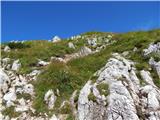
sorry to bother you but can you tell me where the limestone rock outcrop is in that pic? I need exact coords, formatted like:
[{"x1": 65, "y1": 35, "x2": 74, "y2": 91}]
[{"x1": 77, "y1": 53, "x2": 160, "y2": 120}]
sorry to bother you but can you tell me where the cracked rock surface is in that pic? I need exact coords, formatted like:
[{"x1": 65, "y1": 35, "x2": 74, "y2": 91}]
[{"x1": 77, "y1": 53, "x2": 160, "y2": 120}]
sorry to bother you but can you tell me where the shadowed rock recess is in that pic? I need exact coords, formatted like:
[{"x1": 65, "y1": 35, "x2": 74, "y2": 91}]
[{"x1": 1, "y1": 29, "x2": 160, "y2": 120}]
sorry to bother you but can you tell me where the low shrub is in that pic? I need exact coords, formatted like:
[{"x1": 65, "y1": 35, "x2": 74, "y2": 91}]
[{"x1": 8, "y1": 42, "x2": 30, "y2": 49}]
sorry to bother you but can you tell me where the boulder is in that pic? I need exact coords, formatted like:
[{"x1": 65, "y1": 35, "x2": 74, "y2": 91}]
[
  {"x1": 143, "y1": 42, "x2": 160, "y2": 56},
  {"x1": 28, "y1": 70, "x2": 41, "y2": 77},
  {"x1": 0, "y1": 68, "x2": 10, "y2": 93},
  {"x1": 107, "y1": 34, "x2": 112, "y2": 39},
  {"x1": 52, "y1": 36, "x2": 61, "y2": 43},
  {"x1": 3, "y1": 88, "x2": 16, "y2": 107},
  {"x1": 44, "y1": 90, "x2": 57, "y2": 109},
  {"x1": 140, "y1": 70, "x2": 154, "y2": 86},
  {"x1": 149, "y1": 57, "x2": 160, "y2": 78},
  {"x1": 78, "y1": 46, "x2": 92, "y2": 57},
  {"x1": 50, "y1": 56, "x2": 65, "y2": 62},
  {"x1": 133, "y1": 47, "x2": 138, "y2": 52},
  {"x1": 87, "y1": 38, "x2": 97, "y2": 47},
  {"x1": 1, "y1": 58, "x2": 10, "y2": 68},
  {"x1": 11, "y1": 59, "x2": 21, "y2": 71},
  {"x1": 15, "y1": 98, "x2": 29, "y2": 112},
  {"x1": 68, "y1": 42, "x2": 75, "y2": 49},
  {"x1": 4, "y1": 46, "x2": 11, "y2": 52},
  {"x1": 38, "y1": 60, "x2": 50, "y2": 66},
  {"x1": 122, "y1": 51, "x2": 129, "y2": 57},
  {"x1": 23, "y1": 84, "x2": 34, "y2": 95}
]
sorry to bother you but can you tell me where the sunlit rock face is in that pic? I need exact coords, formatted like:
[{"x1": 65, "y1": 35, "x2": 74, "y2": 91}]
[{"x1": 77, "y1": 53, "x2": 160, "y2": 120}]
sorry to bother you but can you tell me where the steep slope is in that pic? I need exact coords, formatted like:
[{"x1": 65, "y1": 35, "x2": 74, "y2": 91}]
[{"x1": 0, "y1": 29, "x2": 160, "y2": 120}]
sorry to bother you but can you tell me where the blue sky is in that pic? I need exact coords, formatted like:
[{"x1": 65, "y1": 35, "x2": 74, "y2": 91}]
[{"x1": 1, "y1": 1, "x2": 160, "y2": 42}]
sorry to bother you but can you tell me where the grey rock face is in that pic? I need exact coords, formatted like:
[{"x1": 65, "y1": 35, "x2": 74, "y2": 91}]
[
  {"x1": 78, "y1": 80, "x2": 92, "y2": 120},
  {"x1": 97, "y1": 53, "x2": 140, "y2": 120},
  {"x1": 77, "y1": 53, "x2": 160, "y2": 120}
]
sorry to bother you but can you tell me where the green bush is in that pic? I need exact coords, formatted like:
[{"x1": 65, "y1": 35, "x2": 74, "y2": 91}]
[{"x1": 8, "y1": 42, "x2": 30, "y2": 49}]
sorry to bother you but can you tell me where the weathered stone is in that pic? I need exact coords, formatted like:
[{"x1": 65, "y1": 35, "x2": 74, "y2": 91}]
[
  {"x1": 23, "y1": 84, "x2": 34, "y2": 95},
  {"x1": 4, "y1": 46, "x2": 11, "y2": 52},
  {"x1": 133, "y1": 47, "x2": 138, "y2": 52},
  {"x1": 87, "y1": 38, "x2": 97, "y2": 47},
  {"x1": 78, "y1": 80, "x2": 92, "y2": 120},
  {"x1": 52, "y1": 36, "x2": 61, "y2": 43},
  {"x1": 3, "y1": 88, "x2": 16, "y2": 107},
  {"x1": 68, "y1": 42, "x2": 75, "y2": 49},
  {"x1": 149, "y1": 57, "x2": 160, "y2": 78},
  {"x1": 11, "y1": 59, "x2": 21, "y2": 71},
  {"x1": 50, "y1": 56, "x2": 65, "y2": 62},
  {"x1": 37, "y1": 60, "x2": 50, "y2": 66},
  {"x1": 29, "y1": 70, "x2": 41, "y2": 77},
  {"x1": 0, "y1": 68, "x2": 10, "y2": 93},
  {"x1": 122, "y1": 51, "x2": 129, "y2": 57},
  {"x1": 78, "y1": 46, "x2": 92, "y2": 57},
  {"x1": 140, "y1": 70, "x2": 154, "y2": 86},
  {"x1": 143, "y1": 42, "x2": 160, "y2": 56},
  {"x1": 91, "y1": 54, "x2": 140, "y2": 120},
  {"x1": 44, "y1": 90, "x2": 57, "y2": 109},
  {"x1": 15, "y1": 98, "x2": 29, "y2": 112},
  {"x1": 1, "y1": 58, "x2": 10, "y2": 68}
]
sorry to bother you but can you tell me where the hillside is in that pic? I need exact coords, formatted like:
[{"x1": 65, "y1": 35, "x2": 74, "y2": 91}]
[{"x1": 1, "y1": 29, "x2": 160, "y2": 120}]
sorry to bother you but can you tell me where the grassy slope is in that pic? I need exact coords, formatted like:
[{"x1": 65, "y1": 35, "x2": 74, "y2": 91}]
[
  {"x1": 33, "y1": 29, "x2": 160, "y2": 114},
  {"x1": 1, "y1": 40, "x2": 78, "y2": 73},
  {"x1": 1, "y1": 29, "x2": 160, "y2": 116}
]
